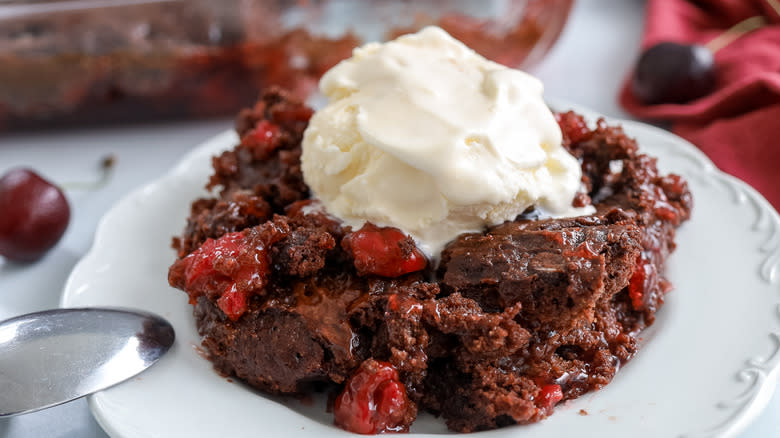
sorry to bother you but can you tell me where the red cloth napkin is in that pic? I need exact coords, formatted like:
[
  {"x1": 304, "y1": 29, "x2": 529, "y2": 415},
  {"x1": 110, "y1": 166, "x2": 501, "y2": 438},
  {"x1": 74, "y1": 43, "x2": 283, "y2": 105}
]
[{"x1": 620, "y1": 0, "x2": 780, "y2": 209}]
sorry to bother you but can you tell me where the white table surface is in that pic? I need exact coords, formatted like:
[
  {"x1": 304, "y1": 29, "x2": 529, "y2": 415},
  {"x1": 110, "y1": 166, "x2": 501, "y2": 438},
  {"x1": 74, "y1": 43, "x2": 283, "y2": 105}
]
[{"x1": 0, "y1": 0, "x2": 777, "y2": 436}]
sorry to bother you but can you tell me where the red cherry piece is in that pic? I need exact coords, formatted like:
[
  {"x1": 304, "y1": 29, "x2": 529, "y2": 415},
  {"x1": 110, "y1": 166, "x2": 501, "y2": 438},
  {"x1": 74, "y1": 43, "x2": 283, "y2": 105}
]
[
  {"x1": 537, "y1": 384, "x2": 564, "y2": 412},
  {"x1": 387, "y1": 294, "x2": 400, "y2": 312},
  {"x1": 0, "y1": 168, "x2": 70, "y2": 263},
  {"x1": 555, "y1": 111, "x2": 592, "y2": 144},
  {"x1": 182, "y1": 232, "x2": 244, "y2": 293},
  {"x1": 334, "y1": 359, "x2": 412, "y2": 434},
  {"x1": 242, "y1": 120, "x2": 282, "y2": 157},
  {"x1": 653, "y1": 205, "x2": 678, "y2": 222},
  {"x1": 628, "y1": 257, "x2": 654, "y2": 311},
  {"x1": 177, "y1": 230, "x2": 270, "y2": 320},
  {"x1": 343, "y1": 224, "x2": 427, "y2": 277},
  {"x1": 631, "y1": 42, "x2": 716, "y2": 105},
  {"x1": 217, "y1": 284, "x2": 250, "y2": 322}
]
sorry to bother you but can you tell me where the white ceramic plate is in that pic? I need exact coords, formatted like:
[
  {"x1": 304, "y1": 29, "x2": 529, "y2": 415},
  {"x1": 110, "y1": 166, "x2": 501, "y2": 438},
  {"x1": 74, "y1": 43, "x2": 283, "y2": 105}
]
[{"x1": 61, "y1": 103, "x2": 780, "y2": 438}]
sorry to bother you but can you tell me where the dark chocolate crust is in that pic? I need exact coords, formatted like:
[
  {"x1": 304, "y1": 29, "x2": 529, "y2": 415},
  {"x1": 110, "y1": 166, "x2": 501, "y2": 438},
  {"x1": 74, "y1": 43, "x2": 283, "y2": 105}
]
[{"x1": 169, "y1": 92, "x2": 692, "y2": 433}]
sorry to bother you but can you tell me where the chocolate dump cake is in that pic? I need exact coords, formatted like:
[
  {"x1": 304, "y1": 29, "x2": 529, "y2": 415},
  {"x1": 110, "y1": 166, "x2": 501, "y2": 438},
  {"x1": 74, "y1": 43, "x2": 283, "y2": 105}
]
[{"x1": 168, "y1": 88, "x2": 691, "y2": 433}]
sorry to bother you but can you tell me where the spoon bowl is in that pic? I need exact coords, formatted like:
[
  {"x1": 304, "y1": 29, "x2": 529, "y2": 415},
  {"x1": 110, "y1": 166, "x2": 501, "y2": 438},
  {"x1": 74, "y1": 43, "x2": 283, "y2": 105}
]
[{"x1": 0, "y1": 307, "x2": 175, "y2": 417}]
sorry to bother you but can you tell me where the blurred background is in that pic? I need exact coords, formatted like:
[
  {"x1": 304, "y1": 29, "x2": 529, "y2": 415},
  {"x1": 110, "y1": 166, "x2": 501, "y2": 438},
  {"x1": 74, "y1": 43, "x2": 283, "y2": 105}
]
[{"x1": 0, "y1": 0, "x2": 573, "y2": 131}]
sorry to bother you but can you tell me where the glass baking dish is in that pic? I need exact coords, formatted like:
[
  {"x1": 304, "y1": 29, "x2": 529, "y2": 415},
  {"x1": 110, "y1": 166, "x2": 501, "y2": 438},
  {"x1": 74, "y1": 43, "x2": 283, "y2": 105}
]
[{"x1": 0, "y1": 0, "x2": 573, "y2": 131}]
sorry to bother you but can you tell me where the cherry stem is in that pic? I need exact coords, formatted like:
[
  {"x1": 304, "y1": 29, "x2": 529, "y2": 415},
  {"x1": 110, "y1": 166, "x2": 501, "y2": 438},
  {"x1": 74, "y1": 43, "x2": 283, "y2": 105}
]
[
  {"x1": 60, "y1": 155, "x2": 117, "y2": 191},
  {"x1": 706, "y1": 15, "x2": 767, "y2": 53}
]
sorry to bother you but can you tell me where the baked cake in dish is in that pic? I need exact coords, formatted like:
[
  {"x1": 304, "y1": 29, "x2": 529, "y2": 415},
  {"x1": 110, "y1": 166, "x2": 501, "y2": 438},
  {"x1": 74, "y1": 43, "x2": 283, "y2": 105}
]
[{"x1": 168, "y1": 87, "x2": 691, "y2": 433}]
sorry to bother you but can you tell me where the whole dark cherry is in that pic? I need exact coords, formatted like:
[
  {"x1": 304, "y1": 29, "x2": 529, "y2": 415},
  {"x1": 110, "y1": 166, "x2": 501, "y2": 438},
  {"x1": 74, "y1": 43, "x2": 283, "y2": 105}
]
[
  {"x1": 0, "y1": 168, "x2": 70, "y2": 263},
  {"x1": 631, "y1": 42, "x2": 716, "y2": 105}
]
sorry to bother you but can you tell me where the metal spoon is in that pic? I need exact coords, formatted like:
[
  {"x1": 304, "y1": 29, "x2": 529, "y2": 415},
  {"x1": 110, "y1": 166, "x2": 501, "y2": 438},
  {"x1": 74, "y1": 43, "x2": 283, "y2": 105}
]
[{"x1": 0, "y1": 307, "x2": 175, "y2": 417}]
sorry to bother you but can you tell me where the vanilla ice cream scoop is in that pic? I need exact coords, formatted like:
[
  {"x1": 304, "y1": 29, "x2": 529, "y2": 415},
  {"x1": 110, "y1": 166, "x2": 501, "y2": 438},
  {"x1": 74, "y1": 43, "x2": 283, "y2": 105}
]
[{"x1": 301, "y1": 26, "x2": 591, "y2": 257}]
